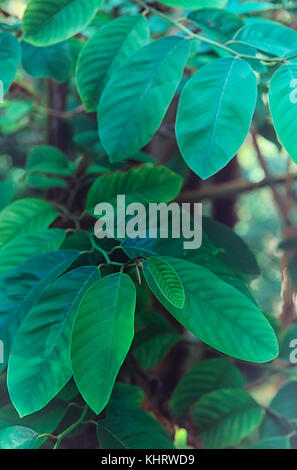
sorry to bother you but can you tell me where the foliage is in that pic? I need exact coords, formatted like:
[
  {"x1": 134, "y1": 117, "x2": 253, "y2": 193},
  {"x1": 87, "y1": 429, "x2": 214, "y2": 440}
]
[{"x1": 0, "y1": 0, "x2": 297, "y2": 450}]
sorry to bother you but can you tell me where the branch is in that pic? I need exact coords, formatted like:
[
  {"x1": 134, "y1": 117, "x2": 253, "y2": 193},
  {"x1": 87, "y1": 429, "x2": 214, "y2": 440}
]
[
  {"x1": 36, "y1": 104, "x2": 85, "y2": 119},
  {"x1": 133, "y1": 0, "x2": 290, "y2": 64},
  {"x1": 178, "y1": 172, "x2": 297, "y2": 202}
]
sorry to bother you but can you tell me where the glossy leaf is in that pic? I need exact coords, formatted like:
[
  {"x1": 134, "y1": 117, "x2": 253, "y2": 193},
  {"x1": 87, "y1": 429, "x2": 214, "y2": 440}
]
[
  {"x1": 0, "y1": 426, "x2": 38, "y2": 449},
  {"x1": 0, "y1": 198, "x2": 58, "y2": 249},
  {"x1": 144, "y1": 257, "x2": 278, "y2": 362},
  {"x1": 269, "y1": 65, "x2": 297, "y2": 165},
  {"x1": 193, "y1": 388, "x2": 264, "y2": 448},
  {"x1": 22, "y1": 41, "x2": 72, "y2": 83},
  {"x1": 0, "y1": 33, "x2": 21, "y2": 94},
  {"x1": 176, "y1": 57, "x2": 257, "y2": 179},
  {"x1": 71, "y1": 273, "x2": 136, "y2": 414},
  {"x1": 0, "y1": 250, "x2": 78, "y2": 362},
  {"x1": 77, "y1": 15, "x2": 150, "y2": 111},
  {"x1": 98, "y1": 36, "x2": 190, "y2": 162},
  {"x1": 22, "y1": 0, "x2": 104, "y2": 46},
  {"x1": 170, "y1": 359, "x2": 244, "y2": 420},
  {"x1": 8, "y1": 267, "x2": 100, "y2": 417}
]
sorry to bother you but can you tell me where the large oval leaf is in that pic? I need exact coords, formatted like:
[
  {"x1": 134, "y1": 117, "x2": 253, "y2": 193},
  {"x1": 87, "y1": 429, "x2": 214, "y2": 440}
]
[
  {"x1": 0, "y1": 198, "x2": 58, "y2": 249},
  {"x1": 170, "y1": 358, "x2": 244, "y2": 420},
  {"x1": 269, "y1": 64, "x2": 297, "y2": 164},
  {"x1": 0, "y1": 250, "x2": 78, "y2": 363},
  {"x1": 22, "y1": 41, "x2": 72, "y2": 83},
  {"x1": 7, "y1": 267, "x2": 100, "y2": 417},
  {"x1": 176, "y1": 57, "x2": 257, "y2": 179},
  {"x1": 98, "y1": 36, "x2": 190, "y2": 162},
  {"x1": 76, "y1": 15, "x2": 150, "y2": 111},
  {"x1": 71, "y1": 272, "x2": 136, "y2": 414},
  {"x1": 0, "y1": 33, "x2": 21, "y2": 95},
  {"x1": 22, "y1": 0, "x2": 104, "y2": 46},
  {"x1": 234, "y1": 21, "x2": 297, "y2": 57},
  {"x1": 144, "y1": 257, "x2": 278, "y2": 362},
  {"x1": 193, "y1": 388, "x2": 264, "y2": 448},
  {"x1": 145, "y1": 257, "x2": 185, "y2": 309}
]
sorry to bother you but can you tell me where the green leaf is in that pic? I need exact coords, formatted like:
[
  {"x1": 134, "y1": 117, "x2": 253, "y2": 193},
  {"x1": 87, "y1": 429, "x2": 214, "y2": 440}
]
[
  {"x1": 0, "y1": 198, "x2": 58, "y2": 249},
  {"x1": 98, "y1": 384, "x2": 174, "y2": 449},
  {"x1": 234, "y1": 21, "x2": 297, "y2": 57},
  {"x1": 0, "y1": 250, "x2": 78, "y2": 362},
  {"x1": 262, "y1": 381, "x2": 297, "y2": 438},
  {"x1": 21, "y1": 41, "x2": 72, "y2": 83},
  {"x1": 227, "y1": 2, "x2": 279, "y2": 14},
  {"x1": 269, "y1": 65, "x2": 297, "y2": 165},
  {"x1": 22, "y1": 0, "x2": 105, "y2": 46},
  {"x1": 176, "y1": 57, "x2": 257, "y2": 179},
  {"x1": 0, "y1": 426, "x2": 38, "y2": 449},
  {"x1": 0, "y1": 229, "x2": 66, "y2": 274},
  {"x1": 192, "y1": 388, "x2": 264, "y2": 448},
  {"x1": 7, "y1": 267, "x2": 100, "y2": 417},
  {"x1": 144, "y1": 257, "x2": 278, "y2": 363},
  {"x1": 26, "y1": 146, "x2": 74, "y2": 176},
  {"x1": 133, "y1": 310, "x2": 180, "y2": 370},
  {"x1": 170, "y1": 358, "x2": 244, "y2": 420},
  {"x1": 188, "y1": 8, "x2": 243, "y2": 43},
  {"x1": 98, "y1": 36, "x2": 190, "y2": 162},
  {"x1": 0, "y1": 180, "x2": 14, "y2": 211},
  {"x1": 98, "y1": 409, "x2": 174, "y2": 449},
  {"x1": 71, "y1": 272, "x2": 136, "y2": 414},
  {"x1": 76, "y1": 15, "x2": 150, "y2": 111},
  {"x1": 145, "y1": 257, "x2": 185, "y2": 309},
  {"x1": 250, "y1": 436, "x2": 290, "y2": 449},
  {"x1": 0, "y1": 399, "x2": 67, "y2": 448},
  {"x1": 86, "y1": 164, "x2": 183, "y2": 215},
  {"x1": 0, "y1": 33, "x2": 21, "y2": 95},
  {"x1": 108, "y1": 383, "x2": 144, "y2": 414},
  {"x1": 158, "y1": 0, "x2": 227, "y2": 8},
  {"x1": 202, "y1": 216, "x2": 260, "y2": 276}
]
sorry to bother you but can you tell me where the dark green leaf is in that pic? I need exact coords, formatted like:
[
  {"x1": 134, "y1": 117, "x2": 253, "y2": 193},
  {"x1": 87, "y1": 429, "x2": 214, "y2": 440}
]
[
  {"x1": 98, "y1": 36, "x2": 190, "y2": 162},
  {"x1": 193, "y1": 388, "x2": 264, "y2": 448},
  {"x1": 145, "y1": 257, "x2": 278, "y2": 362},
  {"x1": 76, "y1": 15, "x2": 150, "y2": 111},
  {"x1": 176, "y1": 58, "x2": 257, "y2": 179},
  {"x1": 71, "y1": 272, "x2": 136, "y2": 414},
  {"x1": 170, "y1": 358, "x2": 244, "y2": 420}
]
